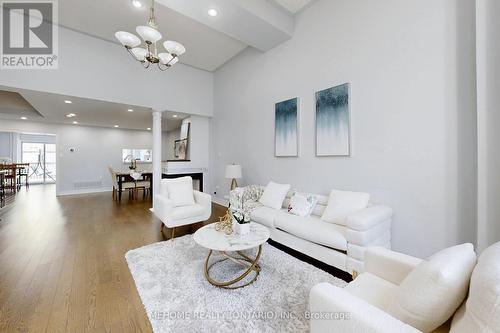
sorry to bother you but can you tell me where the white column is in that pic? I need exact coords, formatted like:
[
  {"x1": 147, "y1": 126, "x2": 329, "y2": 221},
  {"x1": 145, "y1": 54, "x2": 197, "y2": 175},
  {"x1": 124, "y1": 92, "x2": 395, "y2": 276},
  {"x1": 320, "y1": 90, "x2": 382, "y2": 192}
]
[
  {"x1": 152, "y1": 110, "x2": 162, "y2": 210},
  {"x1": 476, "y1": 0, "x2": 500, "y2": 252}
]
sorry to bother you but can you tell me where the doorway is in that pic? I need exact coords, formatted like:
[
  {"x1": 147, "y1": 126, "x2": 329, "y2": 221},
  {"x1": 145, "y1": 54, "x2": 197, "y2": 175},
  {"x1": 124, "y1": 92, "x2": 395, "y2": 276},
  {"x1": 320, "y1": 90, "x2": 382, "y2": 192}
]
[{"x1": 21, "y1": 142, "x2": 56, "y2": 184}]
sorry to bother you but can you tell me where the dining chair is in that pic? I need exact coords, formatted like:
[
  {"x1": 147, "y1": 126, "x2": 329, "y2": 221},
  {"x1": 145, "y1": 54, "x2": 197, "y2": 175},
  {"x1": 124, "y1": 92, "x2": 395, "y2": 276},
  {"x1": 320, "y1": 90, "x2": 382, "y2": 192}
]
[
  {"x1": 1, "y1": 165, "x2": 17, "y2": 193},
  {"x1": 16, "y1": 163, "x2": 29, "y2": 189},
  {"x1": 108, "y1": 165, "x2": 135, "y2": 201},
  {"x1": 130, "y1": 171, "x2": 151, "y2": 199}
]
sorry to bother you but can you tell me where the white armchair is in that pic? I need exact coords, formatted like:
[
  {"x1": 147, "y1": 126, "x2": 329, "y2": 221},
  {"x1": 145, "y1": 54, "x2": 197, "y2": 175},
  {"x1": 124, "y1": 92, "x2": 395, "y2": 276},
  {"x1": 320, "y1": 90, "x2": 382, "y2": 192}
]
[
  {"x1": 310, "y1": 242, "x2": 500, "y2": 333},
  {"x1": 154, "y1": 177, "x2": 211, "y2": 239},
  {"x1": 310, "y1": 248, "x2": 423, "y2": 333}
]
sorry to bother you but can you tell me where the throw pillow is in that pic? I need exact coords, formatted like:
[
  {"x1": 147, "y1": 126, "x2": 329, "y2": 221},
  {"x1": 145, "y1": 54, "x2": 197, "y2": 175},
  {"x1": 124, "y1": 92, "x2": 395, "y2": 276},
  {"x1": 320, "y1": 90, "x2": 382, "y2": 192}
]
[
  {"x1": 320, "y1": 189, "x2": 370, "y2": 225},
  {"x1": 166, "y1": 176, "x2": 195, "y2": 207},
  {"x1": 450, "y1": 241, "x2": 500, "y2": 333},
  {"x1": 243, "y1": 185, "x2": 264, "y2": 203},
  {"x1": 387, "y1": 243, "x2": 477, "y2": 332},
  {"x1": 288, "y1": 193, "x2": 318, "y2": 217},
  {"x1": 259, "y1": 181, "x2": 291, "y2": 210}
]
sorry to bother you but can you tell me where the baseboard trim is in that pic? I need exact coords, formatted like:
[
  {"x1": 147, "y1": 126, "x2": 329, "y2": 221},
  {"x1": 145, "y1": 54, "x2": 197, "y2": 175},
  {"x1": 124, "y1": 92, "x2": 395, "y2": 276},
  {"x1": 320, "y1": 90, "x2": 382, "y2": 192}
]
[{"x1": 57, "y1": 187, "x2": 112, "y2": 196}]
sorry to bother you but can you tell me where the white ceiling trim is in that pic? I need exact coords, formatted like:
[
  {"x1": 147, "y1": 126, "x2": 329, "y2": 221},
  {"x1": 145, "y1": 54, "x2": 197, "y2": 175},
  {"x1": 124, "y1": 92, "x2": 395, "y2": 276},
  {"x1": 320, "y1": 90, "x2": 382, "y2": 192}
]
[{"x1": 268, "y1": 0, "x2": 315, "y2": 14}]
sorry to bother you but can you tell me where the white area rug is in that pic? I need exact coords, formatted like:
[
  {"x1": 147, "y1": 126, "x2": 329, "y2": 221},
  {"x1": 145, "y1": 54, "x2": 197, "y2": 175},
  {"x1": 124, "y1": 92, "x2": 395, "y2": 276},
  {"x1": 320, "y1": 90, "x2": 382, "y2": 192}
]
[{"x1": 125, "y1": 235, "x2": 346, "y2": 332}]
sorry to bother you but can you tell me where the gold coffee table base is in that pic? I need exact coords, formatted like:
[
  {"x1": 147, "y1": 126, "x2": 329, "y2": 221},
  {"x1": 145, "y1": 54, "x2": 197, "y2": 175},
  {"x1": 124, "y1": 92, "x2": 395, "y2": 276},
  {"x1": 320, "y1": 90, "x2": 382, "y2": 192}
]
[{"x1": 204, "y1": 245, "x2": 263, "y2": 289}]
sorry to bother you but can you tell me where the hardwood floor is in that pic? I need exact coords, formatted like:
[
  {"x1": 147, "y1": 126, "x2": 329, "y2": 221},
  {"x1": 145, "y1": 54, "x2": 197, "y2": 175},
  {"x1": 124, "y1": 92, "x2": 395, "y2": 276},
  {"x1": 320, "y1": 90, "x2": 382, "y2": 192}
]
[{"x1": 0, "y1": 185, "x2": 221, "y2": 333}]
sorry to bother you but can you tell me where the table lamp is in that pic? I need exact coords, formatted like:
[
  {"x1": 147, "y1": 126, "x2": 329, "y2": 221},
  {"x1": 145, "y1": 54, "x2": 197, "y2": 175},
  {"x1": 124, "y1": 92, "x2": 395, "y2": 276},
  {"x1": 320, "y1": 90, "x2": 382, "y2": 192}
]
[{"x1": 225, "y1": 164, "x2": 242, "y2": 191}]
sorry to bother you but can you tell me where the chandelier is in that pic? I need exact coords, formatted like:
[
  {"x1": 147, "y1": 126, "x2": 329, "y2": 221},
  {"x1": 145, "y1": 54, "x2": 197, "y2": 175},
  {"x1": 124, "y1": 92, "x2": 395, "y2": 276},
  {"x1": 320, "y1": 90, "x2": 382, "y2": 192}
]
[{"x1": 114, "y1": 0, "x2": 186, "y2": 70}]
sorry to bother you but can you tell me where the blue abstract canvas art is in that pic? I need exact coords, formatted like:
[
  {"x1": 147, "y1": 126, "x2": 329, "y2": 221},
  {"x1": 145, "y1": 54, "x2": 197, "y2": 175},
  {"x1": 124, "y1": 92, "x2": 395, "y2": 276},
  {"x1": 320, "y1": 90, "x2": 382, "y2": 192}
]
[
  {"x1": 275, "y1": 98, "x2": 298, "y2": 157},
  {"x1": 316, "y1": 83, "x2": 350, "y2": 156}
]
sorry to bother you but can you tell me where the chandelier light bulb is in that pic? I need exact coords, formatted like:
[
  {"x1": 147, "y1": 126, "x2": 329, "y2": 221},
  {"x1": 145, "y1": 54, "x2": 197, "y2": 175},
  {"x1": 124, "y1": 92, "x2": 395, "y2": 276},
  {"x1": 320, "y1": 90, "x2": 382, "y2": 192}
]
[
  {"x1": 131, "y1": 47, "x2": 147, "y2": 62},
  {"x1": 208, "y1": 8, "x2": 218, "y2": 17},
  {"x1": 158, "y1": 52, "x2": 173, "y2": 65},
  {"x1": 163, "y1": 40, "x2": 185, "y2": 56},
  {"x1": 168, "y1": 57, "x2": 179, "y2": 66},
  {"x1": 115, "y1": 31, "x2": 141, "y2": 48},
  {"x1": 136, "y1": 25, "x2": 162, "y2": 43}
]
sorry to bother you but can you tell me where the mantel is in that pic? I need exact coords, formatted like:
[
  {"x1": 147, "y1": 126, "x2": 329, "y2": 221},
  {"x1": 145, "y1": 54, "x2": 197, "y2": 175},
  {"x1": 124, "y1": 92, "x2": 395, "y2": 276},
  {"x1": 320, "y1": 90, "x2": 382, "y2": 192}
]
[{"x1": 161, "y1": 166, "x2": 208, "y2": 192}]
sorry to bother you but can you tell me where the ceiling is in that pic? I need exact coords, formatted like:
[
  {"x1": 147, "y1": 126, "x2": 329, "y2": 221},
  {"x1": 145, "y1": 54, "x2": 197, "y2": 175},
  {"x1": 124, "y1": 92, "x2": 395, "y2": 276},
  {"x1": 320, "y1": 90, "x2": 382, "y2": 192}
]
[
  {"x1": 57, "y1": 0, "x2": 315, "y2": 71},
  {"x1": 0, "y1": 87, "x2": 188, "y2": 132},
  {"x1": 269, "y1": 0, "x2": 315, "y2": 14}
]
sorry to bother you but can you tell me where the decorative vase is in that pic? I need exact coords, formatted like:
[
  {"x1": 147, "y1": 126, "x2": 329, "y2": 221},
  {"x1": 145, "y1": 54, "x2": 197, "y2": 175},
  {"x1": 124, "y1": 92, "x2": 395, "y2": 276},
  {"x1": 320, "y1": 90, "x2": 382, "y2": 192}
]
[{"x1": 233, "y1": 221, "x2": 250, "y2": 236}]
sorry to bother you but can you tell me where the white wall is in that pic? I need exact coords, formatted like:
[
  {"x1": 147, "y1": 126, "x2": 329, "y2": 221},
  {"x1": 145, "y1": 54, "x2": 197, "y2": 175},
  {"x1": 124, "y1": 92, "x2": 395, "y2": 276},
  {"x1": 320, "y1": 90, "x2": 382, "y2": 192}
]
[
  {"x1": 0, "y1": 132, "x2": 13, "y2": 158},
  {"x1": 476, "y1": 0, "x2": 500, "y2": 252},
  {"x1": 0, "y1": 119, "x2": 153, "y2": 195},
  {"x1": 211, "y1": 0, "x2": 477, "y2": 257},
  {"x1": 0, "y1": 25, "x2": 213, "y2": 116}
]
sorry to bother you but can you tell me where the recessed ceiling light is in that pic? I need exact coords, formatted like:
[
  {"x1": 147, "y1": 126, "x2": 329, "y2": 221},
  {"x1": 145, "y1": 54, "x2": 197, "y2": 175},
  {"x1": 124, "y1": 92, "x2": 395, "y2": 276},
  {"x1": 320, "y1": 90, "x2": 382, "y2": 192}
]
[
  {"x1": 66, "y1": 113, "x2": 76, "y2": 118},
  {"x1": 64, "y1": 100, "x2": 72, "y2": 104},
  {"x1": 20, "y1": 116, "x2": 27, "y2": 120},
  {"x1": 208, "y1": 8, "x2": 218, "y2": 17},
  {"x1": 172, "y1": 114, "x2": 178, "y2": 118},
  {"x1": 147, "y1": 127, "x2": 151, "y2": 131},
  {"x1": 114, "y1": 125, "x2": 119, "y2": 128},
  {"x1": 72, "y1": 121, "x2": 78, "y2": 124},
  {"x1": 132, "y1": 0, "x2": 142, "y2": 8},
  {"x1": 128, "y1": 108, "x2": 134, "y2": 112}
]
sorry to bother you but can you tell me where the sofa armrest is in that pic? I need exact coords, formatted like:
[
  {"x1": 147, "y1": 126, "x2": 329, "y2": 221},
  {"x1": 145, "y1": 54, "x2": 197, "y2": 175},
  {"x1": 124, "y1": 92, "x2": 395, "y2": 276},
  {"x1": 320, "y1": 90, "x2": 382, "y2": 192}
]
[
  {"x1": 154, "y1": 194, "x2": 174, "y2": 223},
  {"x1": 193, "y1": 190, "x2": 212, "y2": 210},
  {"x1": 365, "y1": 247, "x2": 422, "y2": 285},
  {"x1": 309, "y1": 283, "x2": 421, "y2": 333},
  {"x1": 346, "y1": 205, "x2": 393, "y2": 231}
]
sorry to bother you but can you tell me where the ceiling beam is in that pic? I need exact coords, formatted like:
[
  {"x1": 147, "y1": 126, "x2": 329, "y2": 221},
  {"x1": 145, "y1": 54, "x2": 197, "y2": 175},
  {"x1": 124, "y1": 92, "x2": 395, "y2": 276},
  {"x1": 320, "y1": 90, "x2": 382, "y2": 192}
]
[{"x1": 156, "y1": 0, "x2": 294, "y2": 51}]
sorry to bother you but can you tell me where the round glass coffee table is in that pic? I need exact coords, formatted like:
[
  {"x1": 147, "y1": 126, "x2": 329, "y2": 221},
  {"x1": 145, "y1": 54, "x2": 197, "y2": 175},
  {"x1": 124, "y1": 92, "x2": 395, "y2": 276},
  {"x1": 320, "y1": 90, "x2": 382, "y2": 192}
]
[{"x1": 193, "y1": 222, "x2": 270, "y2": 289}]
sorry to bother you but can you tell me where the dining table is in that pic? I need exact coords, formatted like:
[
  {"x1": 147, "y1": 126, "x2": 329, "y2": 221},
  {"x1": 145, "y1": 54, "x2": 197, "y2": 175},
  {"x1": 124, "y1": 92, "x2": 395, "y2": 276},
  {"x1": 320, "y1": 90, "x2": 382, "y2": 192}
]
[{"x1": 115, "y1": 170, "x2": 153, "y2": 202}]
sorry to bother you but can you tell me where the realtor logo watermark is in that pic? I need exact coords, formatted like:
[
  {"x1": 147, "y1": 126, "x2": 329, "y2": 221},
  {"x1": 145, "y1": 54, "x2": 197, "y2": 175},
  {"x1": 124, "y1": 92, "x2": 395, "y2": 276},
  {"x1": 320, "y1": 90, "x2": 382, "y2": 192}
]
[{"x1": 1, "y1": 0, "x2": 58, "y2": 69}]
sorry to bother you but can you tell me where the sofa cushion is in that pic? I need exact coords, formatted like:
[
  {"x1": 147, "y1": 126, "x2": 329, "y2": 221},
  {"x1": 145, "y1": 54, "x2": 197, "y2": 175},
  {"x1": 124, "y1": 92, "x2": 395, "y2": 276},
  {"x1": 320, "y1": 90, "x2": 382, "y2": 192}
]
[
  {"x1": 166, "y1": 176, "x2": 195, "y2": 207},
  {"x1": 171, "y1": 204, "x2": 205, "y2": 220},
  {"x1": 250, "y1": 206, "x2": 285, "y2": 228},
  {"x1": 288, "y1": 193, "x2": 318, "y2": 217},
  {"x1": 259, "y1": 181, "x2": 291, "y2": 210},
  {"x1": 275, "y1": 213, "x2": 347, "y2": 251},
  {"x1": 450, "y1": 241, "x2": 500, "y2": 333},
  {"x1": 346, "y1": 272, "x2": 398, "y2": 311},
  {"x1": 387, "y1": 243, "x2": 477, "y2": 333},
  {"x1": 321, "y1": 189, "x2": 370, "y2": 225}
]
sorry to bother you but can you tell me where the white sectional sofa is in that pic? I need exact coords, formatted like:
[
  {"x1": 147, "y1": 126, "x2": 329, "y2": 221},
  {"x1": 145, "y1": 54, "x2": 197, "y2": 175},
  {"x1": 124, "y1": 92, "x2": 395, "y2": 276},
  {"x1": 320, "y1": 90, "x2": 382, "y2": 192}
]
[{"x1": 232, "y1": 186, "x2": 393, "y2": 276}]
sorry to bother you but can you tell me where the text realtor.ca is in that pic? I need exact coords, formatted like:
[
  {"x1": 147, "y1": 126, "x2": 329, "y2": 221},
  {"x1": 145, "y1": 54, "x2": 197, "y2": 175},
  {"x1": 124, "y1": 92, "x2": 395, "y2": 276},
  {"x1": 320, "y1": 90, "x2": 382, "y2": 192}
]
[{"x1": 1, "y1": 0, "x2": 58, "y2": 69}]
